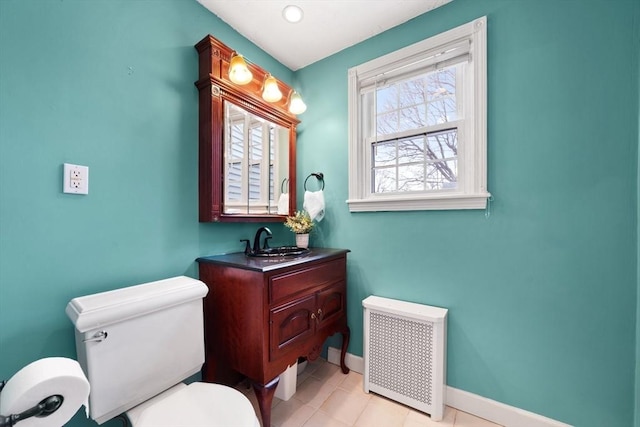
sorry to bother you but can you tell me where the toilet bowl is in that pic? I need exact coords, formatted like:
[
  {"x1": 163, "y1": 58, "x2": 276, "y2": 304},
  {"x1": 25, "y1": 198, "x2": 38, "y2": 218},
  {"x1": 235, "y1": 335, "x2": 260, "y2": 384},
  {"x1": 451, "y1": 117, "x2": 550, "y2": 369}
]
[
  {"x1": 127, "y1": 383, "x2": 258, "y2": 427},
  {"x1": 66, "y1": 276, "x2": 259, "y2": 426}
]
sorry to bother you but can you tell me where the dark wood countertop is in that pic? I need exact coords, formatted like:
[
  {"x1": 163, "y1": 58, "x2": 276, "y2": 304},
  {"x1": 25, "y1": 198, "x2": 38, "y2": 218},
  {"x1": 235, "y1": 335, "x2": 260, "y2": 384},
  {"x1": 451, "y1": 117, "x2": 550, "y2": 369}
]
[{"x1": 197, "y1": 248, "x2": 350, "y2": 273}]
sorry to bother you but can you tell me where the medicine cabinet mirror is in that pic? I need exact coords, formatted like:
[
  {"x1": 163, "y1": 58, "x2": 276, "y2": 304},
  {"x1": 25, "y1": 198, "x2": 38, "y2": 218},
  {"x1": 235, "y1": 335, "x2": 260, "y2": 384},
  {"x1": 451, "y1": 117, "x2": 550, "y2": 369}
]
[{"x1": 195, "y1": 35, "x2": 299, "y2": 222}]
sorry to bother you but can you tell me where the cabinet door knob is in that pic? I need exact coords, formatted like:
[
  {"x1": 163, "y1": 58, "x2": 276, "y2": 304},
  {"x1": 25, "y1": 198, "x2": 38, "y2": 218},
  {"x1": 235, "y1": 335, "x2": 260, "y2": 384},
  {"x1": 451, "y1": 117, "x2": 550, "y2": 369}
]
[{"x1": 317, "y1": 308, "x2": 323, "y2": 320}]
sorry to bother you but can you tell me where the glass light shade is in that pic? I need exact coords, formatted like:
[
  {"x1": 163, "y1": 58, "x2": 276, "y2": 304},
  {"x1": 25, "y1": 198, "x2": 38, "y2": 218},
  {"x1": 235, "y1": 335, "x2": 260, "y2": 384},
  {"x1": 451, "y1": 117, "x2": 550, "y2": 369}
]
[
  {"x1": 282, "y1": 5, "x2": 304, "y2": 23},
  {"x1": 229, "y1": 54, "x2": 253, "y2": 85},
  {"x1": 262, "y1": 75, "x2": 283, "y2": 102},
  {"x1": 288, "y1": 91, "x2": 307, "y2": 114}
]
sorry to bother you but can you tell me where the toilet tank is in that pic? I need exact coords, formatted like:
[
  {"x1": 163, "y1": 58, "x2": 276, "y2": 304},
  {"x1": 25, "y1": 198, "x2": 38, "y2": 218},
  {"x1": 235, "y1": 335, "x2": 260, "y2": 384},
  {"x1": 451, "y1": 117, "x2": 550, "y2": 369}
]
[{"x1": 66, "y1": 276, "x2": 208, "y2": 425}]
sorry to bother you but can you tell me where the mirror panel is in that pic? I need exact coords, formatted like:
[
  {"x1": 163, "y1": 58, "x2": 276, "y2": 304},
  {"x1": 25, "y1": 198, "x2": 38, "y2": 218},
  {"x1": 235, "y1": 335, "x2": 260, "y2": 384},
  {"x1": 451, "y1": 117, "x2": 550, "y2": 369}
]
[
  {"x1": 224, "y1": 101, "x2": 289, "y2": 215},
  {"x1": 194, "y1": 35, "x2": 300, "y2": 222}
]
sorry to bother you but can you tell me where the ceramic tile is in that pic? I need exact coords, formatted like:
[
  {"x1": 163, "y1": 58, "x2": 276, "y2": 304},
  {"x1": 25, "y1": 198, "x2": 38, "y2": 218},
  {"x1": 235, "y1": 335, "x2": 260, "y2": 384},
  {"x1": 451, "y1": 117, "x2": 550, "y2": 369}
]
[
  {"x1": 337, "y1": 371, "x2": 364, "y2": 394},
  {"x1": 310, "y1": 360, "x2": 345, "y2": 386},
  {"x1": 303, "y1": 358, "x2": 324, "y2": 376},
  {"x1": 271, "y1": 398, "x2": 316, "y2": 427},
  {"x1": 297, "y1": 369, "x2": 313, "y2": 385},
  {"x1": 302, "y1": 410, "x2": 350, "y2": 427},
  {"x1": 354, "y1": 394, "x2": 409, "y2": 427},
  {"x1": 454, "y1": 410, "x2": 502, "y2": 427},
  {"x1": 319, "y1": 388, "x2": 371, "y2": 425},
  {"x1": 302, "y1": 358, "x2": 321, "y2": 372},
  {"x1": 404, "y1": 406, "x2": 456, "y2": 427},
  {"x1": 294, "y1": 375, "x2": 338, "y2": 408}
]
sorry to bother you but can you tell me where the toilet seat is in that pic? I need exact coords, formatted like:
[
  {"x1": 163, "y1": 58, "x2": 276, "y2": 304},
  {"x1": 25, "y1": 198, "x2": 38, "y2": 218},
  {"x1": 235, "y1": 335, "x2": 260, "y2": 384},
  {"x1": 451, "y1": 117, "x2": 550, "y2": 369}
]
[{"x1": 126, "y1": 382, "x2": 260, "y2": 427}]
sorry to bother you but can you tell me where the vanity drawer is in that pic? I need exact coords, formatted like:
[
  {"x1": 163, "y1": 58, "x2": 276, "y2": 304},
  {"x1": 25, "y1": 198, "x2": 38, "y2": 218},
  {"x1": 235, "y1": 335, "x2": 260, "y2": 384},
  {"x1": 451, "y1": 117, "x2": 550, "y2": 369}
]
[{"x1": 269, "y1": 258, "x2": 345, "y2": 304}]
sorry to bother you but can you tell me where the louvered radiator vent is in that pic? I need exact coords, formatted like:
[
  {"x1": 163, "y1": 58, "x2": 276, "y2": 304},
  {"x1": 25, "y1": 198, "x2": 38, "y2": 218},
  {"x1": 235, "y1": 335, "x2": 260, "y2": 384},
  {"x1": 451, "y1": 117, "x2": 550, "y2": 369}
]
[{"x1": 363, "y1": 296, "x2": 447, "y2": 421}]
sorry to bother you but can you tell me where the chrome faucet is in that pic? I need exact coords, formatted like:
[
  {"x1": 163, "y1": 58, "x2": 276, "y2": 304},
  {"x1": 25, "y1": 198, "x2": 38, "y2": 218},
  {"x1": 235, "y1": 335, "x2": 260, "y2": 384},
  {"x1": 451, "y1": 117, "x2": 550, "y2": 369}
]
[{"x1": 252, "y1": 227, "x2": 272, "y2": 254}]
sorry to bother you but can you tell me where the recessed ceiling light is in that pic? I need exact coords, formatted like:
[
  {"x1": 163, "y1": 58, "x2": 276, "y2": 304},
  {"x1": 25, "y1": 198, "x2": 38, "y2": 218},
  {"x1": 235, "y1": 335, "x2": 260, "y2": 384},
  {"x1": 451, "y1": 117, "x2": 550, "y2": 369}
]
[{"x1": 282, "y1": 5, "x2": 303, "y2": 23}]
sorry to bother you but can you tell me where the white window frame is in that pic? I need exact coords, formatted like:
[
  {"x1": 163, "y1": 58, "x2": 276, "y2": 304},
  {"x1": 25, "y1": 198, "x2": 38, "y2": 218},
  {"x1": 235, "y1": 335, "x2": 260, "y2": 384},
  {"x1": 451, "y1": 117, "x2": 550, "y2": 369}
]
[{"x1": 347, "y1": 16, "x2": 490, "y2": 211}]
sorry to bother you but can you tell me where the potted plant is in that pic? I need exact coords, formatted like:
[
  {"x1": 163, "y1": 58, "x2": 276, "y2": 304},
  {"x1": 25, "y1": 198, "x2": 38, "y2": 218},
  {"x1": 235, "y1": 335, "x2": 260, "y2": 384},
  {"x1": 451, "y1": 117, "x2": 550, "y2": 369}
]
[{"x1": 284, "y1": 210, "x2": 314, "y2": 248}]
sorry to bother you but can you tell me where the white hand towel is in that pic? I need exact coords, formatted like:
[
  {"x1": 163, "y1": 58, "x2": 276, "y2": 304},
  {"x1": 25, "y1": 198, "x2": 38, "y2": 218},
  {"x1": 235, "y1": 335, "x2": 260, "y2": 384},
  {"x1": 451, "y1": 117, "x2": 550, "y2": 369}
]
[
  {"x1": 303, "y1": 190, "x2": 325, "y2": 222},
  {"x1": 277, "y1": 193, "x2": 289, "y2": 215}
]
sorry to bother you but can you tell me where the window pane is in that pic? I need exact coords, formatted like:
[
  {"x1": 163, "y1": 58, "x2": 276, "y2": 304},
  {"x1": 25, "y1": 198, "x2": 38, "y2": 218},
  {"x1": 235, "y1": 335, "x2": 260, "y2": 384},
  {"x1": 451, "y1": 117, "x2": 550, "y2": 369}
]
[
  {"x1": 376, "y1": 85, "x2": 397, "y2": 113},
  {"x1": 427, "y1": 67, "x2": 456, "y2": 101},
  {"x1": 426, "y1": 161, "x2": 457, "y2": 190},
  {"x1": 427, "y1": 98, "x2": 457, "y2": 125},
  {"x1": 398, "y1": 164, "x2": 425, "y2": 191},
  {"x1": 372, "y1": 130, "x2": 457, "y2": 194},
  {"x1": 397, "y1": 137, "x2": 424, "y2": 164},
  {"x1": 373, "y1": 140, "x2": 397, "y2": 167},
  {"x1": 373, "y1": 167, "x2": 396, "y2": 193},
  {"x1": 374, "y1": 64, "x2": 461, "y2": 138},
  {"x1": 426, "y1": 129, "x2": 457, "y2": 160},
  {"x1": 398, "y1": 78, "x2": 425, "y2": 108},
  {"x1": 399, "y1": 105, "x2": 426, "y2": 131},
  {"x1": 376, "y1": 111, "x2": 398, "y2": 135}
]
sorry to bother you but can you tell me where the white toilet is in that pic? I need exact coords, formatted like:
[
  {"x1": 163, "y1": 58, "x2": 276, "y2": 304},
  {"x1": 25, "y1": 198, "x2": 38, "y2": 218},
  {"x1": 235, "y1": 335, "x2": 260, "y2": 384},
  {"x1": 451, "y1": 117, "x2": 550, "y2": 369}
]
[{"x1": 66, "y1": 276, "x2": 259, "y2": 427}]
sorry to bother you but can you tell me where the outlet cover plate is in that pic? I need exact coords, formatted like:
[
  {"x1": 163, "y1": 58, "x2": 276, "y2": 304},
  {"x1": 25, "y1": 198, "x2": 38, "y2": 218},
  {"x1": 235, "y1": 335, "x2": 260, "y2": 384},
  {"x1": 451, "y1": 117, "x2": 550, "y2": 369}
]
[{"x1": 63, "y1": 163, "x2": 89, "y2": 194}]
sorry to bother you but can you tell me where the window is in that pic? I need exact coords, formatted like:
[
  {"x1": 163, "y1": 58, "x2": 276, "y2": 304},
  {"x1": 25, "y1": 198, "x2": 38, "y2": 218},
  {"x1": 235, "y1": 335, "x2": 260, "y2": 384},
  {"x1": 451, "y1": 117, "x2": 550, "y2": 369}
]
[{"x1": 347, "y1": 17, "x2": 489, "y2": 211}]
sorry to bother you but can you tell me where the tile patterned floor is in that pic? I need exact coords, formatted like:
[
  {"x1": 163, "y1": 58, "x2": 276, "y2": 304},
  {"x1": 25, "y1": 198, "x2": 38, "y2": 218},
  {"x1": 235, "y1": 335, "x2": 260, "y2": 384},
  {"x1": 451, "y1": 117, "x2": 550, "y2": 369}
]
[{"x1": 235, "y1": 359, "x2": 503, "y2": 427}]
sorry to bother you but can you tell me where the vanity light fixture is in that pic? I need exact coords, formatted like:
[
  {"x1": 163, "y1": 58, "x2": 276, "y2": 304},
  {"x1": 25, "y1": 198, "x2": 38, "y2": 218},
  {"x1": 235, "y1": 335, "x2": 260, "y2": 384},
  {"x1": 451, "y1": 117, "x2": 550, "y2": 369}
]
[
  {"x1": 282, "y1": 5, "x2": 304, "y2": 23},
  {"x1": 262, "y1": 74, "x2": 283, "y2": 103},
  {"x1": 288, "y1": 91, "x2": 307, "y2": 114},
  {"x1": 228, "y1": 53, "x2": 253, "y2": 85}
]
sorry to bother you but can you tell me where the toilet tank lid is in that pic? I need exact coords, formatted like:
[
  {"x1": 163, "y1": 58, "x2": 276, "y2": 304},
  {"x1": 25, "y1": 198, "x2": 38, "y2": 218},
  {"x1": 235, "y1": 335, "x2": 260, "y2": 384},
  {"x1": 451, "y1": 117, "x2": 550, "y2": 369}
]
[{"x1": 66, "y1": 276, "x2": 208, "y2": 333}]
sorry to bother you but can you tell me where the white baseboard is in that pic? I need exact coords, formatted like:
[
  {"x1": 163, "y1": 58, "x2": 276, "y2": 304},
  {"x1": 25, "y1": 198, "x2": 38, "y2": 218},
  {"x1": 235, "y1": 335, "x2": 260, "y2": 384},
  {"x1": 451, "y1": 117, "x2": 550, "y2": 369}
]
[
  {"x1": 327, "y1": 347, "x2": 572, "y2": 427},
  {"x1": 445, "y1": 386, "x2": 572, "y2": 427},
  {"x1": 327, "y1": 346, "x2": 365, "y2": 373}
]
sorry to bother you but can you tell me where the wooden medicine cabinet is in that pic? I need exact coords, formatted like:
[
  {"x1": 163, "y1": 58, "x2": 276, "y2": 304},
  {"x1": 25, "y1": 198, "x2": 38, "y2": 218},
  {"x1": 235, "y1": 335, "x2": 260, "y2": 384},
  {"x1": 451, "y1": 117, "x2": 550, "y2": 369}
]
[{"x1": 194, "y1": 35, "x2": 299, "y2": 222}]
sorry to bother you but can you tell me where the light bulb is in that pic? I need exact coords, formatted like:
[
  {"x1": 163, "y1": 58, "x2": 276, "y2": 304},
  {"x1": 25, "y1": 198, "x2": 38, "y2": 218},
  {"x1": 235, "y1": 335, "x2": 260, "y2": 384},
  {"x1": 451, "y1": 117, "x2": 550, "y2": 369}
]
[
  {"x1": 288, "y1": 91, "x2": 307, "y2": 114},
  {"x1": 229, "y1": 54, "x2": 253, "y2": 85},
  {"x1": 282, "y1": 5, "x2": 304, "y2": 23},
  {"x1": 262, "y1": 75, "x2": 283, "y2": 102}
]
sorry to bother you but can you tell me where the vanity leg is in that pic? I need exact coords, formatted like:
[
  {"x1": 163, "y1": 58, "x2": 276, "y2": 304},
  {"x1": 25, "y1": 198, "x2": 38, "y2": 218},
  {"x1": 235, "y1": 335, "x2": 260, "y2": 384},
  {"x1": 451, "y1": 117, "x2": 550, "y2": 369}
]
[
  {"x1": 252, "y1": 377, "x2": 279, "y2": 427},
  {"x1": 340, "y1": 326, "x2": 351, "y2": 374}
]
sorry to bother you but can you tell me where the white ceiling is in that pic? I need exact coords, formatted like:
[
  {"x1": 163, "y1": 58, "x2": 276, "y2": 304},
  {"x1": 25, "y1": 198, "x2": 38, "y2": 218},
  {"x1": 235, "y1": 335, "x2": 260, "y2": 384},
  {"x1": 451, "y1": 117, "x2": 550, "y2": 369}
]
[{"x1": 196, "y1": 0, "x2": 452, "y2": 70}]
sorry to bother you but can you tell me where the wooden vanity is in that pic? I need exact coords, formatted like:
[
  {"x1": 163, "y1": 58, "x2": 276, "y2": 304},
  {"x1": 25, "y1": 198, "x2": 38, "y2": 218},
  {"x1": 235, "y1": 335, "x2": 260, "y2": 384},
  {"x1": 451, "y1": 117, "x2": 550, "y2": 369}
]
[{"x1": 197, "y1": 248, "x2": 350, "y2": 427}]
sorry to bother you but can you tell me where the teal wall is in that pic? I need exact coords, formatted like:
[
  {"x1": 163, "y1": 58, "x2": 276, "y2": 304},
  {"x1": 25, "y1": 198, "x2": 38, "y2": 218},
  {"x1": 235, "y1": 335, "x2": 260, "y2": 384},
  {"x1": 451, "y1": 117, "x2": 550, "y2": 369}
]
[
  {"x1": 0, "y1": 2, "x2": 294, "y2": 427},
  {"x1": 296, "y1": 0, "x2": 639, "y2": 426},
  {"x1": 0, "y1": 1, "x2": 638, "y2": 427},
  {"x1": 636, "y1": 3, "x2": 640, "y2": 424}
]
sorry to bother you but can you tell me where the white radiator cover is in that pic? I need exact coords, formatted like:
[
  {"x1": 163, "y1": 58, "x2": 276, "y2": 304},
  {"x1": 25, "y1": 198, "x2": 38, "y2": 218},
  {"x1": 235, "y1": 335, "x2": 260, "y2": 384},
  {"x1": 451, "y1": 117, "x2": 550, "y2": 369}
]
[{"x1": 363, "y1": 296, "x2": 448, "y2": 421}]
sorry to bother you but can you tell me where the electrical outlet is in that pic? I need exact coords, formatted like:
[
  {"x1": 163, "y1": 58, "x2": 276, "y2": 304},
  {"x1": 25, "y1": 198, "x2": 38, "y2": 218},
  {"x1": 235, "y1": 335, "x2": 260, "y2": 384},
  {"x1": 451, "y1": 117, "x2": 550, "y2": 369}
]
[{"x1": 63, "y1": 163, "x2": 89, "y2": 195}]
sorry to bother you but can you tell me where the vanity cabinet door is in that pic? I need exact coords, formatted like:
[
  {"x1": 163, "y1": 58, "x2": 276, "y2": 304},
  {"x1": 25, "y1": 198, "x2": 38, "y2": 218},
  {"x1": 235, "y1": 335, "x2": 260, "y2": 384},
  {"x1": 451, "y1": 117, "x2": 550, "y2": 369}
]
[
  {"x1": 270, "y1": 294, "x2": 316, "y2": 361},
  {"x1": 316, "y1": 282, "x2": 346, "y2": 333}
]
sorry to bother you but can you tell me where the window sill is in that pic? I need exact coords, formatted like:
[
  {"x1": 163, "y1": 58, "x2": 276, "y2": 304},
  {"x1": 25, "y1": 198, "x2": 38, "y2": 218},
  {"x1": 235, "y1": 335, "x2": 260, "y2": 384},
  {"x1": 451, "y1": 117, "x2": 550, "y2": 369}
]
[{"x1": 346, "y1": 192, "x2": 491, "y2": 212}]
